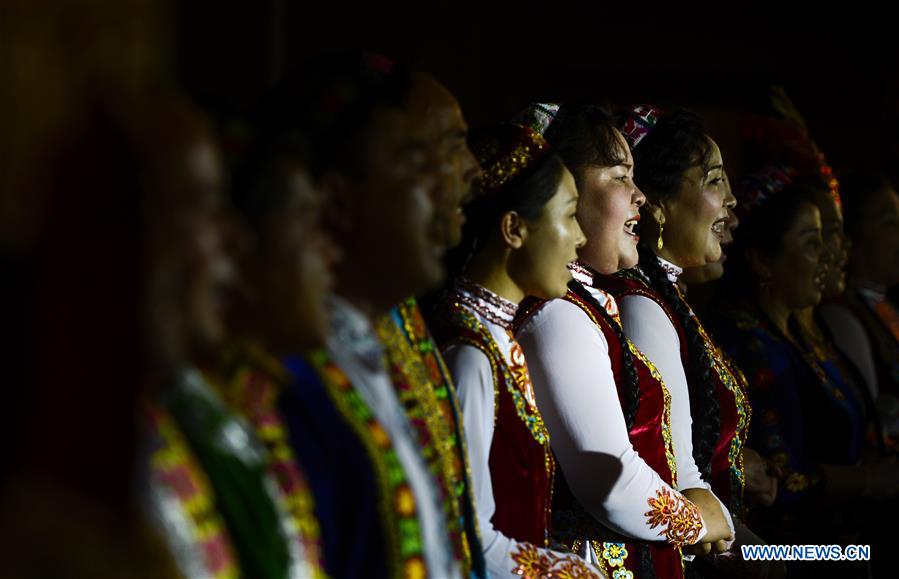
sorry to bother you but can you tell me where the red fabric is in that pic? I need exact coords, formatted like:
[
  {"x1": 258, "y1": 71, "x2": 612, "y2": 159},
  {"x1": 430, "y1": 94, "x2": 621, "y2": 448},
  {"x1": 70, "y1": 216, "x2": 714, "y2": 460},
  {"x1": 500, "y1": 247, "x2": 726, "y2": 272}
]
[
  {"x1": 566, "y1": 283, "x2": 684, "y2": 579},
  {"x1": 435, "y1": 314, "x2": 552, "y2": 546}
]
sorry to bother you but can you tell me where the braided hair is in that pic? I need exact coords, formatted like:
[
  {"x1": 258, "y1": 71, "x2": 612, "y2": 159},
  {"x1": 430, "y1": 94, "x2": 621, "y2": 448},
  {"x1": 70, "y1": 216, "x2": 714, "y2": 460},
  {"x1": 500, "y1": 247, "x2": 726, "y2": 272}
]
[{"x1": 628, "y1": 109, "x2": 720, "y2": 479}]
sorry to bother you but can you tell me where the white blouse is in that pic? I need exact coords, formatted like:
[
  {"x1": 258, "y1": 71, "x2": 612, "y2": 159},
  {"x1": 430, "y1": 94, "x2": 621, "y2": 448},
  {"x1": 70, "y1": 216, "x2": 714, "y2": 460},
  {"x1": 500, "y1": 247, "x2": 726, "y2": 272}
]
[
  {"x1": 615, "y1": 258, "x2": 734, "y2": 537},
  {"x1": 516, "y1": 264, "x2": 707, "y2": 558},
  {"x1": 441, "y1": 280, "x2": 604, "y2": 578}
]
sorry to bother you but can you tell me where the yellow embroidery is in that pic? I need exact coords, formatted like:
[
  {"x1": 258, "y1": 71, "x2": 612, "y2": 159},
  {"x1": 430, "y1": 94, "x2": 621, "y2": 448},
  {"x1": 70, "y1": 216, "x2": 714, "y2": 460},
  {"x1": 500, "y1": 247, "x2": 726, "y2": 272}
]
[{"x1": 645, "y1": 488, "x2": 703, "y2": 546}]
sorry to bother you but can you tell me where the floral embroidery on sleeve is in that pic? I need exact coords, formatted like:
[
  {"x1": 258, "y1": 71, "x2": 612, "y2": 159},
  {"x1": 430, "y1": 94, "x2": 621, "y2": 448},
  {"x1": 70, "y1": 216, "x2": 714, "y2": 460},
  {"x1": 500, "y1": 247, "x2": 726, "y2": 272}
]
[{"x1": 644, "y1": 487, "x2": 703, "y2": 546}]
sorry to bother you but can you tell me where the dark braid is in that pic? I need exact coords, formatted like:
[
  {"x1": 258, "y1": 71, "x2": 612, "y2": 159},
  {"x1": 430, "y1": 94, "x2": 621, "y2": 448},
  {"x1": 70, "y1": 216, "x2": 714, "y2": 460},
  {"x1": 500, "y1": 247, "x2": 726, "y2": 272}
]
[
  {"x1": 636, "y1": 242, "x2": 721, "y2": 480},
  {"x1": 610, "y1": 311, "x2": 642, "y2": 432},
  {"x1": 571, "y1": 280, "x2": 641, "y2": 430}
]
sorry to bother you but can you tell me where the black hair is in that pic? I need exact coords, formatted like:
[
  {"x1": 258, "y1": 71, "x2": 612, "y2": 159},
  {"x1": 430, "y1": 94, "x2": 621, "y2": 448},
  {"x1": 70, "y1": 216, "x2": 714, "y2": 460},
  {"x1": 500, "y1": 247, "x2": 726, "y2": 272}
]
[
  {"x1": 444, "y1": 125, "x2": 567, "y2": 280},
  {"x1": 544, "y1": 104, "x2": 627, "y2": 191},
  {"x1": 629, "y1": 109, "x2": 713, "y2": 205},
  {"x1": 626, "y1": 109, "x2": 719, "y2": 479},
  {"x1": 255, "y1": 51, "x2": 413, "y2": 180},
  {"x1": 838, "y1": 172, "x2": 895, "y2": 242},
  {"x1": 723, "y1": 179, "x2": 823, "y2": 297}
]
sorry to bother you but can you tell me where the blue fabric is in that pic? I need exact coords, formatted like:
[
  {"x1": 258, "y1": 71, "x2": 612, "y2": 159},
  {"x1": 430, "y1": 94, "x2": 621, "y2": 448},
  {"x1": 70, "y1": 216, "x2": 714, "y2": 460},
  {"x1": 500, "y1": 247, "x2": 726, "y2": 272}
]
[{"x1": 280, "y1": 354, "x2": 388, "y2": 579}]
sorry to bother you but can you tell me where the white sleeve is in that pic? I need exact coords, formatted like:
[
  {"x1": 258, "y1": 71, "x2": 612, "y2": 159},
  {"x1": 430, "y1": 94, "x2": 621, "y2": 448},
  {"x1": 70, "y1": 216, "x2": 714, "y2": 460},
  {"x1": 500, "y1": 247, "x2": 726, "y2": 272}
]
[
  {"x1": 820, "y1": 303, "x2": 879, "y2": 400},
  {"x1": 442, "y1": 343, "x2": 606, "y2": 578},
  {"x1": 517, "y1": 299, "x2": 706, "y2": 545},
  {"x1": 616, "y1": 294, "x2": 708, "y2": 492},
  {"x1": 617, "y1": 294, "x2": 735, "y2": 538}
]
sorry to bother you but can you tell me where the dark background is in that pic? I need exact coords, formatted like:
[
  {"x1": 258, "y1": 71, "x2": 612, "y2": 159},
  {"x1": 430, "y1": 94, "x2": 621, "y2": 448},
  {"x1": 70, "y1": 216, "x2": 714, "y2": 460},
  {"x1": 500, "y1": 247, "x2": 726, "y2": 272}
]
[{"x1": 174, "y1": 1, "x2": 899, "y2": 180}]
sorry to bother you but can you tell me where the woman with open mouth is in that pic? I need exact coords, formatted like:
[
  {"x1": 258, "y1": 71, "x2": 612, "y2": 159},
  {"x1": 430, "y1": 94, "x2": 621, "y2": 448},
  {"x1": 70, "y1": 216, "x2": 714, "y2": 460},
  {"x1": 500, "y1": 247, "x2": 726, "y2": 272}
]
[
  {"x1": 601, "y1": 107, "x2": 763, "y2": 570},
  {"x1": 515, "y1": 104, "x2": 731, "y2": 579}
]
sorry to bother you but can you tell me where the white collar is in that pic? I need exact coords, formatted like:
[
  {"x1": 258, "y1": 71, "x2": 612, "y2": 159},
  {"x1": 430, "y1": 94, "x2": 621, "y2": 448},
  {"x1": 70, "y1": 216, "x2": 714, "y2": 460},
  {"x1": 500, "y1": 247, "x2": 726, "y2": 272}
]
[{"x1": 657, "y1": 256, "x2": 683, "y2": 283}]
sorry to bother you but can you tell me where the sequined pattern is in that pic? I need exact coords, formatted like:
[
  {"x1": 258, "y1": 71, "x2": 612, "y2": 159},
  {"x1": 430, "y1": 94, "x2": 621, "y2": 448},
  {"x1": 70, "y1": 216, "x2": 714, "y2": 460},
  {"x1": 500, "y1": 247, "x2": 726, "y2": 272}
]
[{"x1": 470, "y1": 126, "x2": 548, "y2": 192}]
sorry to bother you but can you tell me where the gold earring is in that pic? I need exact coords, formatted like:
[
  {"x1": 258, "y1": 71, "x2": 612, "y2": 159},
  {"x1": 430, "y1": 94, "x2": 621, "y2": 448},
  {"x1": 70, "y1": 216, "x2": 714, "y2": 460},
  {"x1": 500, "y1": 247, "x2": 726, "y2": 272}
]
[{"x1": 657, "y1": 222, "x2": 664, "y2": 251}]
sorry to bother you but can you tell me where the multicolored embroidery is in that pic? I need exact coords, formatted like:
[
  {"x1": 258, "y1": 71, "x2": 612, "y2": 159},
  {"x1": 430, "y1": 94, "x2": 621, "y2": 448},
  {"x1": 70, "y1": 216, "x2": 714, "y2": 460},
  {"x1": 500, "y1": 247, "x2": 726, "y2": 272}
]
[
  {"x1": 396, "y1": 298, "x2": 486, "y2": 576},
  {"x1": 213, "y1": 344, "x2": 327, "y2": 578},
  {"x1": 146, "y1": 405, "x2": 240, "y2": 579},
  {"x1": 442, "y1": 300, "x2": 555, "y2": 546},
  {"x1": 376, "y1": 312, "x2": 471, "y2": 573},
  {"x1": 644, "y1": 488, "x2": 704, "y2": 547},
  {"x1": 310, "y1": 349, "x2": 428, "y2": 579},
  {"x1": 676, "y1": 288, "x2": 752, "y2": 515},
  {"x1": 510, "y1": 543, "x2": 602, "y2": 579},
  {"x1": 447, "y1": 302, "x2": 551, "y2": 448}
]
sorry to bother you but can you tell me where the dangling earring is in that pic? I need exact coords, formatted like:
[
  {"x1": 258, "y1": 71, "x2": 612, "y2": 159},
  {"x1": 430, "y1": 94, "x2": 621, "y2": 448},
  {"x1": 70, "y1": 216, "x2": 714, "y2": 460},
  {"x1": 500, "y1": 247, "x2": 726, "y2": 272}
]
[{"x1": 657, "y1": 222, "x2": 664, "y2": 252}]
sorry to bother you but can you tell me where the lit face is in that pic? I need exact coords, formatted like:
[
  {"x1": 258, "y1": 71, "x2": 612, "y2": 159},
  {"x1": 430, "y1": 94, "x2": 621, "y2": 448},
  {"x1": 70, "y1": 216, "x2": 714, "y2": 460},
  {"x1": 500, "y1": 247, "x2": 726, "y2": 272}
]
[
  {"x1": 508, "y1": 167, "x2": 586, "y2": 298},
  {"x1": 576, "y1": 130, "x2": 646, "y2": 274},
  {"x1": 763, "y1": 202, "x2": 825, "y2": 310},
  {"x1": 850, "y1": 187, "x2": 899, "y2": 287},
  {"x1": 256, "y1": 164, "x2": 340, "y2": 350},
  {"x1": 813, "y1": 188, "x2": 848, "y2": 299},
  {"x1": 682, "y1": 172, "x2": 739, "y2": 284},
  {"x1": 407, "y1": 74, "x2": 481, "y2": 251},
  {"x1": 659, "y1": 138, "x2": 735, "y2": 268},
  {"x1": 332, "y1": 107, "x2": 439, "y2": 301}
]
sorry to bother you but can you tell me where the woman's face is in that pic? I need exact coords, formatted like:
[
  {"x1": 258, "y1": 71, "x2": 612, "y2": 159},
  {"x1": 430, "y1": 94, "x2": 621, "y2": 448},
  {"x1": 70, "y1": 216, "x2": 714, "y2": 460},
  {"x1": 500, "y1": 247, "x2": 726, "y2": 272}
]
[
  {"x1": 765, "y1": 202, "x2": 826, "y2": 310},
  {"x1": 659, "y1": 138, "x2": 735, "y2": 268},
  {"x1": 850, "y1": 187, "x2": 899, "y2": 288},
  {"x1": 576, "y1": 129, "x2": 645, "y2": 274},
  {"x1": 509, "y1": 166, "x2": 586, "y2": 298},
  {"x1": 681, "y1": 172, "x2": 739, "y2": 284},
  {"x1": 814, "y1": 189, "x2": 848, "y2": 299}
]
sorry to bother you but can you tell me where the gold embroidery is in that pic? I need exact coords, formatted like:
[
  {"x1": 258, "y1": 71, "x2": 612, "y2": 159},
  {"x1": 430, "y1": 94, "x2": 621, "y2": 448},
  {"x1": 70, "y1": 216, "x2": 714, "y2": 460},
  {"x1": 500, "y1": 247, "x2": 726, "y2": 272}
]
[{"x1": 644, "y1": 488, "x2": 703, "y2": 546}]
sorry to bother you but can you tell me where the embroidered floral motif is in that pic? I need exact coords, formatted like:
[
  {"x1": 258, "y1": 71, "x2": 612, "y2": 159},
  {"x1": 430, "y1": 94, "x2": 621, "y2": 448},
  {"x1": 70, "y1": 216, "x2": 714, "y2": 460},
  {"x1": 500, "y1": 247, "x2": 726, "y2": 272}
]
[
  {"x1": 601, "y1": 542, "x2": 628, "y2": 567},
  {"x1": 510, "y1": 543, "x2": 602, "y2": 578},
  {"x1": 644, "y1": 488, "x2": 704, "y2": 546},
  {"x1": 785, "y1": 472, "x2": 810, "y2": 492},
  {"x1": 611, "y1": 569, "x2": 634, "y2": 579}
]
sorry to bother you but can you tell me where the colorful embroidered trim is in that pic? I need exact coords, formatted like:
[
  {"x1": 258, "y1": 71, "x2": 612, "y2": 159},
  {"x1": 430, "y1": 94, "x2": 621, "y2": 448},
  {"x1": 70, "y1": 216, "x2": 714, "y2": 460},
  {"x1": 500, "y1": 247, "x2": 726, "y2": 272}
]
[
  {"x1": 376, "y1": 312, "x2": 470, "y2": 573},
  {"x1": 146, "y1": 405, "x2": 240, "y2": 579},
  {"x1": 310, "y1": 350, "x2": 428, "y2": 579}
]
